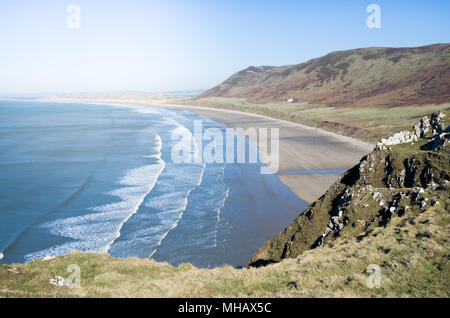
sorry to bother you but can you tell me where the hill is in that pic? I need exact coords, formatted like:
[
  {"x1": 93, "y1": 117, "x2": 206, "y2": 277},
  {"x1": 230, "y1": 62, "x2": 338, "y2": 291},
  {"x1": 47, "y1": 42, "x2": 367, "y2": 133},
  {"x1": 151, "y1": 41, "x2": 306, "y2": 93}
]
[
  {"x1": 200, "y1": 44, "x2": 450, "y2": 108},
  {"x1": 250, "y1": 111, "x2": 449, "y2": 268}
]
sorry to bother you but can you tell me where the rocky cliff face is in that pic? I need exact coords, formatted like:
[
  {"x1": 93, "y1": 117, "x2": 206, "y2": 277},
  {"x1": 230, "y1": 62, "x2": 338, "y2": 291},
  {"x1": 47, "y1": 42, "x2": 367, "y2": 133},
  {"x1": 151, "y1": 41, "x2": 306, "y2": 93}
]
[{"x1": 249, "y1": 111, "x2": 450, "y2": 267}]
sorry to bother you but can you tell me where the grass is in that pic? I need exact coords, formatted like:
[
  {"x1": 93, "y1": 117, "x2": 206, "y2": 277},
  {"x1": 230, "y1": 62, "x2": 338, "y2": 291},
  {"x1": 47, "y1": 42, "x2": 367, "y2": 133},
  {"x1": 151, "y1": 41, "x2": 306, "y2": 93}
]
[
  {"x1": 1, "y1": 201, "x2": 448, "y2": 298},
  {"x1": 174, "y1": 97, "x2": 450, "y2": 143}
]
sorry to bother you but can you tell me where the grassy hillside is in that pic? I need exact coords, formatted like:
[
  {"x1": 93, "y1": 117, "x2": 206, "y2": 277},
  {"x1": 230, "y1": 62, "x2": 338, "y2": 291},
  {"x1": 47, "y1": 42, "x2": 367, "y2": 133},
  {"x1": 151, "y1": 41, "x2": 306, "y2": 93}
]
[
  {"x1": 0, "y1": 202, "x2": 450, "y2": 297},
  {"x1": 0, "y1": 201, "x2": 447, "y2": 298},
  {"x1": 1, "y1": 113, "x2": 448, "y2": 298},
  {"x1": 200, "y1": 44, "x2": 450, "y2": 107},
  {"x1": 176, "y1": 97, "x2": 449, "y2": 143},
  {"x1": 250, "y1": 112, "x2": 449, "y2": 267}
]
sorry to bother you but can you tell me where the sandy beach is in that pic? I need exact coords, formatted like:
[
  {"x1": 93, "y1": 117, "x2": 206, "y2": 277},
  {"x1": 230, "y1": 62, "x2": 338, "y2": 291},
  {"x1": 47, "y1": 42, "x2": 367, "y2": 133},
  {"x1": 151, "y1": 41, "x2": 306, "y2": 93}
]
[
  {"x1": 158, "y1": 103, "x2": 373, "y2": 202},
  {"x1": 43, "y1": 97, "x2": 374, "y2": 202}
]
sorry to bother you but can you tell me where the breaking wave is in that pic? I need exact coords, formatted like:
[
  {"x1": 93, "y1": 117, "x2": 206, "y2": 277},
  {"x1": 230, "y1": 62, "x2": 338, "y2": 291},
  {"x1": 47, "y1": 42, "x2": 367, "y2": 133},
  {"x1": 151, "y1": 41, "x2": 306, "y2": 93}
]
[{"x1": 23, "y1": 132, "x2": 165, "y2": 261}]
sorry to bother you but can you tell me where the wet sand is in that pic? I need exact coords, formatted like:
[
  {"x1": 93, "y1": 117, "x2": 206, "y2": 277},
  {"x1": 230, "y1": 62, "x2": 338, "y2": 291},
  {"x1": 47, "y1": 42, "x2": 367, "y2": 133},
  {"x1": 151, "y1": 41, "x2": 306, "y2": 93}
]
[
  {"x1": 43, "y1": 97, "x2": 374, "y2": 203},
  {"x1": 155, "y1": 104, "x2": 373, "y2": 202}
]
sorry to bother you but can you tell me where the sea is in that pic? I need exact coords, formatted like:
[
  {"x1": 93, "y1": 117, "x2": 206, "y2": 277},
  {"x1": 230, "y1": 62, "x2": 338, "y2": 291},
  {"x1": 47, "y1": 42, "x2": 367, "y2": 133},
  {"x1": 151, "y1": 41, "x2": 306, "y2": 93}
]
[{"x1": 0, "y1": 100, "x2": 307, "y2": 268}]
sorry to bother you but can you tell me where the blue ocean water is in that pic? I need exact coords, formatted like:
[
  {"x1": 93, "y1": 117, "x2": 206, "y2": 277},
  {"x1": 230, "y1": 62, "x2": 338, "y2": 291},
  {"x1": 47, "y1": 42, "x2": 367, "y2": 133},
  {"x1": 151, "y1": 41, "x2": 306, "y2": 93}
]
[{"x1": 0, "y1": 101, "x2": 307, "y2": 267}]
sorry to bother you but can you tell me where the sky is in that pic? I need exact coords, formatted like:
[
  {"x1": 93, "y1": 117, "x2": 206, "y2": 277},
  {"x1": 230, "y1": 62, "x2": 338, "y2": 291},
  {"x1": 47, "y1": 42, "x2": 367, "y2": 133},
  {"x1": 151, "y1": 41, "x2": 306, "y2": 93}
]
[{"x1": 0, "y1": 0, "x2": 449, "y2": 95}]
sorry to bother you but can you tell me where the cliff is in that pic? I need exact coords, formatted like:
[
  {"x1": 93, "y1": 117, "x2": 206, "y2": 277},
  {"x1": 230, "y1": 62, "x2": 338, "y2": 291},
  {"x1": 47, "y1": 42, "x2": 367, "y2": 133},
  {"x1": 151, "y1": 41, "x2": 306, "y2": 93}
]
[{"x1": 250, "y1": 111, "x2": 450, "y2": 266}]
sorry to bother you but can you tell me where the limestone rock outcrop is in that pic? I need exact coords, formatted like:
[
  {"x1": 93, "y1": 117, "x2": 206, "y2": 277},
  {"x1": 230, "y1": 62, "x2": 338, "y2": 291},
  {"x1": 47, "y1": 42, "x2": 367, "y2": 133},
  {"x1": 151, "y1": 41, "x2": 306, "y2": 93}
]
[{"x1": 250, "y1": 111, "x2": 449, "y2": 267}]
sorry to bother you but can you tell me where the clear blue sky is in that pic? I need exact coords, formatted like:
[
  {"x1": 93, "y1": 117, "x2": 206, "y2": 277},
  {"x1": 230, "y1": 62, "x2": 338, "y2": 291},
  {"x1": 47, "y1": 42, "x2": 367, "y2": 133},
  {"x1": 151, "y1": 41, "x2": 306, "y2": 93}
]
[{"x1": 0, "y1": 0, "x2": 449, "y2": 95}]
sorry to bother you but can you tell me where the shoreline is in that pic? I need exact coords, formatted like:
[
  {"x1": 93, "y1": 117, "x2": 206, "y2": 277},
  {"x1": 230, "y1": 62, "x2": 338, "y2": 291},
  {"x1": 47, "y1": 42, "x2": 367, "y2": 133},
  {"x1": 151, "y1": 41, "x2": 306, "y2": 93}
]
[
  {"x1": 39, "y1": 97, "x2": 373, "y2": 202},
  {"x1": 155, "y1": 102, "x2": 374, "y2": 152}
]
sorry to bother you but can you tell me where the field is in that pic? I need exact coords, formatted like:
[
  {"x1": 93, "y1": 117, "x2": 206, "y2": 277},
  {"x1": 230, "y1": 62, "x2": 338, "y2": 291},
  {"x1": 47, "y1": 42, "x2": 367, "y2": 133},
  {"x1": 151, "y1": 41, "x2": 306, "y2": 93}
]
[{"x1": 175, "y1": 97, "x2": 450, "y2": 143}]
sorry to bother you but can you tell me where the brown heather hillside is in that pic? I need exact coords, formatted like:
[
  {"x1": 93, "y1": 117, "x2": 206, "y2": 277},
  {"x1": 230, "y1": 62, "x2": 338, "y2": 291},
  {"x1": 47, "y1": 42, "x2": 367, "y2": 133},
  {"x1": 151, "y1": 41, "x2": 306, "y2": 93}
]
[{"x1": 199, "y1": 44, "x2": 450, "y2": 108}]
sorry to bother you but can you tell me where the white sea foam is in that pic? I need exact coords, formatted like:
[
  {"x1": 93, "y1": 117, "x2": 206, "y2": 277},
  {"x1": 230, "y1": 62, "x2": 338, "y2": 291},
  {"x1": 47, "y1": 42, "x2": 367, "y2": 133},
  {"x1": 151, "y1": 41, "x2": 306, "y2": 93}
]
[
  {"x1": 23, "y1": 103, "x2": 232, "y2": 263},
  {"x1": 104, "y1": 156, "x2": 165, "y2": 252},
  {"x1": 0, "y1": 252, "x2": 4, "y2": 260},
  {"x1": 214, "y1": 165, "x2": 229, "y2": 248},
  {"x1": 157, "y1": 109, "x2": 232, "y2": 251},
  {"x1": 87, "y1": 112, "x2": 208, "y2": 260},
  {"x1": 148, "y1": 162, "x2": 205, "y2": 258},
  {"x1": 23, "y1": 133, "x2": 165, "y2": 262},
  {"x1": 146, "y1": 119, "x2": 206, "y2": 257}
]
